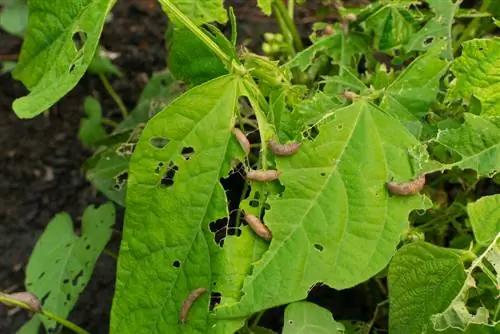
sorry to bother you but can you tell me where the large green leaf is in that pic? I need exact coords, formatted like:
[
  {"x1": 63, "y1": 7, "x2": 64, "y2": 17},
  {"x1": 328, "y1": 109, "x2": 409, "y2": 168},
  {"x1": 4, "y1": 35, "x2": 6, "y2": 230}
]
[
  {"x1": 24, "y1": 203, "x2": 115, "y2": 332},
  {"x1": 215, "y1": 100, "x2": 429, "y2": 318},
  {"x1": 388, "y1": 242, "x2": 466, "y2": 334},
  {"x1": 405, "y1": 0, "x2": 461, "y2": 59},
  {"x1": 379, "y1": 48, "x2": 448, "y2": 138},
  {"x1": 468, "y1": 194, "x2": 500, "y2": 246},
  {"x1": 12, "y1": 0, "x2": 116, "y2": 118},
  {"x1": 450, "y1": 38, "x2": 500, "y2": 116},
  {"x1": 433, "y1": 114, "x2": 500, "y2": 177},
  {"x1": 159, "y1": 0, "x2": 227, "y2": 26},
  {"x1": 111, "y1": 75, "x2": 249, "y2": 333},
  {"x1": 283, "y1": 301, "x2": 345, "y2": 334}
]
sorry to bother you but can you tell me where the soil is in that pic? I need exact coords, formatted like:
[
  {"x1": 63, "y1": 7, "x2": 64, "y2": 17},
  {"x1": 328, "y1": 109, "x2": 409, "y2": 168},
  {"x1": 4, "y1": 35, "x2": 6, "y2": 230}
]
[{"x1": 0, "y1": 1, "x2": 375, "y2": 333}]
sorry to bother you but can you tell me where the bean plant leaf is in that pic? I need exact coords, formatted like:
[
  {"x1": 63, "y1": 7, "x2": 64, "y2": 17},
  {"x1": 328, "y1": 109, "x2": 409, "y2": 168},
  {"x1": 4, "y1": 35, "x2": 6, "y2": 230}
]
[
  {"x1": 0, "y1": 0, "x2": 28, "y2": 37},
  {"x1": 388, "y1": 242, "x2": 466, "y2": 334},
  {"x1": 24, "y1": 203, "x2": 115, "y2": 332},
  {"x1": 111, "y1": 75, "x2": 246, "y2": 334},
  {"x1": 449, "y1": 38, "x2": 500, "y2": 116},
  {"x1": 433, "y1": 114, "x2": 500, "y2": 177},
  {"x1": 11, "y1": 0, "x2": 116, "y2": 118},
  {"x1": 257, "y1": 0, "x2": 272, "y2": 15},
  {"x1": 78, "y1": 97, "x2": 107, "y2": 147},
  {"x1": 16, "y1": 316, "x2": 41, "y2": 334},
  {"x1": 283, "y1": 301, "x2": 345, "y2": 334},
  {"x1": 215, "y1": 100, "x2": 429, "y2": 318},
  {"x1": 379, "y1": 47, "x2": 448, "y2": 138},
  {"x1": 405, "y1": 0, "x2": 461, "y2": 59},
  {"x1": 468, "y1": 194, "x2": 500, "y2": 246},
  {"x1": 159, "y1": 0, "x2": 227, "y2": 26}
]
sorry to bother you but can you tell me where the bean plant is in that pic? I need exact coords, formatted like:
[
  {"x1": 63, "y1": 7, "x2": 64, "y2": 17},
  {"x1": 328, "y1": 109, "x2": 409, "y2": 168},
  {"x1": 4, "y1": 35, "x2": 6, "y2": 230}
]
[{"x1": 1, "y1": 0, "x2": 500, "y2": 333}]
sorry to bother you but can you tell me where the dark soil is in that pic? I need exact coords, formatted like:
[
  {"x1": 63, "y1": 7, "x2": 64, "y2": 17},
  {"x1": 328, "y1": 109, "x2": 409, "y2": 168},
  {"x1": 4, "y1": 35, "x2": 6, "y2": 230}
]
[{"x1": 0, "y1": 1, "x2": 374, "y2": 333}]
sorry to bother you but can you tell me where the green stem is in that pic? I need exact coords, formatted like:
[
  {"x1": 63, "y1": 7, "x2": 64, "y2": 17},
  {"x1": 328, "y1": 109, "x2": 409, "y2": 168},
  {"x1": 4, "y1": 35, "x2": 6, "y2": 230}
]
[
  {"x1": 0, "y1": 294, "x2": 89, "y2": 334},
  {"x1": 158, "y1": 0, "x2": 231, "y2": 66},
  {"x1": 250, "y1": 311, "x2": 265, "y2": 329},
  {"x1": 454, "y1": 0, "x2": 492, "y2": 54},
  {"x1": 101, "y1": 117, "x2": 118, "y2": 127},
  {"x1": 272, "y1": 0, "x2": 304, "y2": 53},
  {"x1": 287, "y1": 0, "x2": 295, "y2": 20},
  {"x1": 99, "y1": 74, "x2": 128, "y2": 119}
]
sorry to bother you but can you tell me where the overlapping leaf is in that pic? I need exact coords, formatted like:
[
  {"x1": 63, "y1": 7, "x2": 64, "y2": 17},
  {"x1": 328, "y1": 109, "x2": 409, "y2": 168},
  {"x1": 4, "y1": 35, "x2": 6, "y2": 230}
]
[
  {"x1": 23, "y1": 203, "x2": 115, "y2": 332},
  {"x1": 12, "y1": 0, "x2": 116, "y2": 118},
  {"x1": 111, "y1": 75, "x2": 248, "y2": 333},
  {"x1": 388, "y1": 242, "x2": 466, "y2": 334},
  {"x1": 159, "y1": 0, "x2": 227, "y2": 26},
  {"x1": 215, "y1": 100, "x2": 429, "y2": 318},
  {"x1": 468, "y1": 194, "x2": 500, "y2": 246},
  {"x1": 450, "y1": 38, "x2": 500, "y2": 116},
  {"x1": 283, "y1": 301, "x2": 345, "y2": 334}
]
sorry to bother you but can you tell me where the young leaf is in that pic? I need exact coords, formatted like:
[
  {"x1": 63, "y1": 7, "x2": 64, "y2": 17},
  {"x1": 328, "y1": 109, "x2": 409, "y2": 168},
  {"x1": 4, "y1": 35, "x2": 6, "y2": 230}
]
[
  {"x1": 78, "y1": 97, "x2": 107, "y2": 147},
  {"x1": 24, "y1": 203, "x2": 115, "y2": 333},
  {"x1": 388, "y1": 242, "x2": 466, "y2": 334},
  {"x1": 379, "y1": 48, "x2": 448, "y2": 138},
  {"x1": 11, "y1": 0, "x2": 116, "y2": 118},
  {"x1": 257, "y1": 0, "x2": 272, "y2": 15},
  {"x1": 449, "y1": 38, "x2": 500, "y2": 116},
  {"x1": 215, "y1": 100, "x2": 429, "y2": 318},
  {"x1": 111, "y1": 75, "x2": 244, "y2": 333},
  {"x1": 405, "y1": 0, "x2": 461, "y2": 59},
  {"x1": 160, "y1": 0, "x2": 227, "y2": 26},
  {"x1": 468, "y1": 194, "x2": 500, "y2": 246},
  {"x1": 283, "y1": 301, "x2": 345, "y2": 334},
  {"x1": 434, "y1": 114, "x2": 500, "y2": 176}
]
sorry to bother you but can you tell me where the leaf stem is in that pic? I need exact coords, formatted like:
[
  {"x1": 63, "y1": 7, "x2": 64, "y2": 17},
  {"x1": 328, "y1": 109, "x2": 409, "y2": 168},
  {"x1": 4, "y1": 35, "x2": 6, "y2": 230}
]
[
  {"x1": 272, "y1": 0, "x2": 304, "y2": 53},
  {"x1": 453, "y1": 0, "x2": 492, "y2": 54},
  {"x1": 98, "y1": 74, "x2": 128, "y2": 119},
  {"x1": 0, "y1": 293, "x2": 90, "y2": 334},
  {"x1": 250, "y1": 311, "x2": 265, "y2": 329},
  {"x1": 158, "y1": 0, "x2": 231, "y2": 66},
  {"x1": 101, "y1": 117, "x2": 118, "y2": 128}
]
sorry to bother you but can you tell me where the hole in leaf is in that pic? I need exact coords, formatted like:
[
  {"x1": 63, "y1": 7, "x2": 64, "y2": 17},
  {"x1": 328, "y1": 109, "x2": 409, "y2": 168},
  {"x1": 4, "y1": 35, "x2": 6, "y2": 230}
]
[
  {"x1": 320, "y1": 172, "x2": 326, "y2": 176},
  {"x1": 63, "y1": 279, "x2": 69, "y2": 284},
  {"x1": 38, "y1": 272, "x2": 45, "y2": 279},
  {"x1": 181, "y1": 146, "x2": 195, "y2": 160},
  {"x1": 172, "y1": 260, "x2": 180, "y2": 268},
  {"x1": 249, "y1": 200, "x2": 259, "y2": 208},
  {"x1": 113, "y1": 172, "x2": 128, "y2": 190},
  {"x1": 116, "y1": 143, "x2": 135, "y2": 156},
  {"x1": 337, "y1": 124, "x2": 343, "y2": 130},
  {"x1": 288, "y1": 320, "x2": 294, "y2": 325},
  {"x1": 40, "y1": 291, "x2": 50, "y2": 305},
  {"x1": 160, "y1": 161, "x2": 178, "y2": 187},
  {"x1": 154, "y1": 162, "x2": 164, "y2": 174},
  {"x1": 478, "y1": 47, "x2": 483, "y2": 51},
  {"x1": 69, "y1": 63, "x2": 76, "y2": 73},
  {"x1": 66, "y1": 293, "x2": 71, "y2": 301},
  {"x1": 150, "y1": 136, "x2": 169, "y2": 149},
  {"x1": 314, "y1": 244, "x2": 324, "y2": 251},
  {"x1": 210, "y1": 292, "x2": 222, "y2": 310},
  {"x1": 85, "y1": 244, "x2": 91, "y2": 250},
  {"x1": 424, "y1": 37, "x2": 434, "y2": 45},
  {"x1": 72, "y1": 31, "x2": 87, "y2": 51},
  {"x1": 72, "y1": 270, "x2": 84, "y2": 286}
]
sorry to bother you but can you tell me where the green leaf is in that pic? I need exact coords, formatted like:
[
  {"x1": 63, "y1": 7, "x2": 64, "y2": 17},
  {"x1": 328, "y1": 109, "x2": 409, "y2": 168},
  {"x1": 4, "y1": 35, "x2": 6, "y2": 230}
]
[
  {"x1": 111, "y1": 75, "x2": 245, "y2": 333},
  {"x1": 168, "y1": 26, "x2": 229, "y2": 86},
  {"x1": 283, "y1": 301, "x2": 345, "y2": 334},
  {"x1": 257, "y1": 0, "x2": 272, "y2": 15},
  {"x1": 468, "y1": 195, "x2": 500, "y2": 246},
  {"x1": 0, "y1": 0, "x2": 28, "y2": 37},
  {"x1": 433, "y1": 114, "x2": 500, "y2": 177},
  {"x1": 215, "y1": 100, "x2": 429, "y2": 318},
  {"x1": 78, "y1": 97, "x2": 107, "y2": 147},
  {"x1": 16, "y1": 316, "x2": 41, "y2": 334},
  {"x1": 363, "y1": 3, "x2": 416, "y2": 51},
  {"x1": 88, "y1": 47, "x2": 122, "y2": 77},
  {"x1": 405, "y1": 0, "x2": 460, "y2": 59},
  {"x1": 25, "y1": 203, "x2": 115, "y2": 332},
  {"x1": 379, "y1": 48, "x2": 448, "y2": 138},
  {"x1": 12, "y1": 0, "x2": 116, "y2": 118},
  {"x1": 160, "y1": 0, "x2": 227, "y2": 26},
  {"x1": 388, "y1": 242, "x2": 466, "y2": 334},
  {"x1": 450, "y1": 38, "x2": 500, "y2": 116}
]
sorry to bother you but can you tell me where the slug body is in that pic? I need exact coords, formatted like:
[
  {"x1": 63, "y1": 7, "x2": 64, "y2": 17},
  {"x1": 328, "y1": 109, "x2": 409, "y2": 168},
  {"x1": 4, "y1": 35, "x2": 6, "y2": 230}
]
[
  {"x1": 8, "y1": 292, "x2": 41, "y2": 312},
  {"x1": 386, "y1": 173, "x2": 426, "y2": 196},
  {"x1": 246, "y1": 169, "x2": 280, "y2": 182},
  {"x1": 268, "y1": 139, "x2": 301, "y2": 156},
  {"x1": 180, "y1": 287, "x2": 207, "y2": 324},
  {"x1": 243, "y1": 212, "x2": 272, "y2": 241},
  {"x1": 232, "y1": 128, "x2": 250, "y2": 155}
]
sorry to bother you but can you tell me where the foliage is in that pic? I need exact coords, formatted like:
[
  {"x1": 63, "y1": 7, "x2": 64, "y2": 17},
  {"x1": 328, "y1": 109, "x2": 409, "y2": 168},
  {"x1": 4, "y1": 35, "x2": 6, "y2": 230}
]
[{"x1": 4, "y1": 0, "x2": 500, "y2": 333}]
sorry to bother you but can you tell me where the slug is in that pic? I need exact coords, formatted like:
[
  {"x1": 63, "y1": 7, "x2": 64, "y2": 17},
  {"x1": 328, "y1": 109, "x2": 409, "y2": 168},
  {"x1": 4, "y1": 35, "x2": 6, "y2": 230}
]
[
  {"x1": 386, "y1": 173, "x2": 426, "y2": 196},
  {"x1": 179, "y1": 287, "x2": 207, "y2": 324},
  {"x1": 268, "y1": 138, "x2": 301, "y2": 156},
  {"x1": 243, "y1": 212, "x2": 272, "y2": 241},
  {"x1": 7, "y1": 292, "x2": 41, "y2": 312},
  {"x1": 232, "y1": 128, "x2": 250, "y2": 155},
  {"x1": 246, "y1": 169, "x2": 280, "y2": 182}
]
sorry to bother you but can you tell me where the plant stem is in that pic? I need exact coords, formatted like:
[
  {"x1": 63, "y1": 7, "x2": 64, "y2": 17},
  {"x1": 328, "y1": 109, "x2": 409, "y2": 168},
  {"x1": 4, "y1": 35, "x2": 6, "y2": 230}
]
[
  {"x1": 0, "y1": 293, "x2": 90, "y2": 334},
  {"x1": 272, "y1": 0, "x2": 304, "y2": 53},
  {"x1": 287, "y1": 0, "x2": 295, "y2": 20},
  {"x1": 453, "y1": 0, "x2": 492, "y2": 54},
  {"x1": 158, "y1": 0, "x2": 231, "y2": 66},
  {"x1": 250, "y1": 311, "x2": 265, "y2": 329},
  {"x1": 101, "y1": 117, "x2": 119, "y2": 127},
  {"x1": 99, "y1": 74, "x2": 128, "y2": 119}
]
